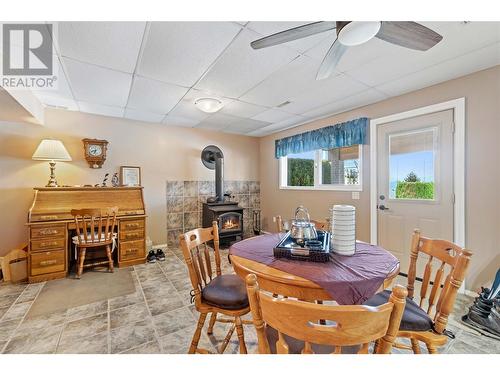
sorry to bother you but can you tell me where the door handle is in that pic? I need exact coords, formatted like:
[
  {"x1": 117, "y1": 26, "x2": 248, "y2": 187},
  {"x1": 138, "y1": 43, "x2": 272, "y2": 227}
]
[{"x1": 378, "y1": 204, "x2": 390, "y2": 211}]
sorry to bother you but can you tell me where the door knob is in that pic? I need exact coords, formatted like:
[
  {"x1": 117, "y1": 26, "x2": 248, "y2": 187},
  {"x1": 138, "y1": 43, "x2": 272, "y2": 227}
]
[{"x1": 378, "y1": 204, "x2": 389, "y2": 211}]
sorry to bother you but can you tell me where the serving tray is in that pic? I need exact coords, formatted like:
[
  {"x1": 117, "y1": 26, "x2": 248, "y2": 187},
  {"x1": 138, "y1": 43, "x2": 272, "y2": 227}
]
[{"x1": 273, "y1": 230, "x2": 331, "y2": 262}]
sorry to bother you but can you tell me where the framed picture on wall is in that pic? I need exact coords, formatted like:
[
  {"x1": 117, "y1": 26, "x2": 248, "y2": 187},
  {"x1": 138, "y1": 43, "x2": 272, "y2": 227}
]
[{"x1": 120, "y1": 166, "x2": 141, "y2": 186}]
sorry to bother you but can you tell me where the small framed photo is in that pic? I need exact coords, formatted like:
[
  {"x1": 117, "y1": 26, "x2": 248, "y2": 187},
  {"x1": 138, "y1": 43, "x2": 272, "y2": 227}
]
[{"x1": 120, "y1": 166, "x2": 141, "y2": 186}]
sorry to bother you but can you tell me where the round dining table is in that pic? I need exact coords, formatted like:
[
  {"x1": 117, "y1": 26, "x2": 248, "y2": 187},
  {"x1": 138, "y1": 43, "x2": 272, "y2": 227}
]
[{"x1": 230, "y1": 233, "x2": 400, "y2": 303}]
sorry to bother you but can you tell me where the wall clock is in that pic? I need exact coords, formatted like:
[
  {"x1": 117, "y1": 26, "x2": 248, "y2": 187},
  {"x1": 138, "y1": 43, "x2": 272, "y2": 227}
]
[{"x1": 82, "y1": 138, "x2": 108, "y2": 169}]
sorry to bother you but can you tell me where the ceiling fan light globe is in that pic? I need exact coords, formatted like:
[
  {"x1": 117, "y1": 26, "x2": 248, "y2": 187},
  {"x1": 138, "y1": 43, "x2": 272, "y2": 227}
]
[
  {"x1": 338, "y1": 21, "x2": 381, "y2": 46},
  {"x1": 194, "y1": 98, "x2": 224, "y2": 113}
]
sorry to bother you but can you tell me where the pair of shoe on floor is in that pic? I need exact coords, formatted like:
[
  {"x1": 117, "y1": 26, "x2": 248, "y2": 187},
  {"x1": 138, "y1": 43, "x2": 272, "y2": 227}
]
[
  {"x1": 461, "y1": 269, "x2": 500, "y2": 340},
  {"x1": 147, "y1": 248, "x2": 166, "y2": 263}
]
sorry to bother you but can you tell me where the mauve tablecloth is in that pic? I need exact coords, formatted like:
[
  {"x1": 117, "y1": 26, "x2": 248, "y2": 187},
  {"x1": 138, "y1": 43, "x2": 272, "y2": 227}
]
[{"x1": 229, "y1": 234, "x2": 399, "y2": 305}]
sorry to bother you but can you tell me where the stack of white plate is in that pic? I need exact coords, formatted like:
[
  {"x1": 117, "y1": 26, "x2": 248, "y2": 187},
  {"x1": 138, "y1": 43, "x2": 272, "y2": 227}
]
[{"x1": 331, "y1": 205, "x2": 356, "y2": 256}]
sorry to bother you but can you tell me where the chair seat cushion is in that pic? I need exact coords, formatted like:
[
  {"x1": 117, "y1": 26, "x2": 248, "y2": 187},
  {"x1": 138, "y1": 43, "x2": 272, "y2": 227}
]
[
  {"x1": 201, "y1": 274, "x2": 249, "y2": 310},
  {"x1": 364, "y1": 289, "x2": 433, "y2": 332}
]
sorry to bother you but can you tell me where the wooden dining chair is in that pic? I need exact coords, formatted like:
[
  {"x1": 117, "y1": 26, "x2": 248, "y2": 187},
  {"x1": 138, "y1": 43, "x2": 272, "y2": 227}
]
[
  {"x1": 274, "y1": 215, "x2": 330, "y2": 232},
  {"x1": 71, "y1": 207, "x2": 118, "y2": 278},
  {"x1": 179, "y1": 221, "x2": 250, "y2": 354},
  {"x1": 364, "y1": 229, "x2": 473, "y2": 353},
  {"x1": 246, "y1": 273, "x2": 407, "y2": 354}
]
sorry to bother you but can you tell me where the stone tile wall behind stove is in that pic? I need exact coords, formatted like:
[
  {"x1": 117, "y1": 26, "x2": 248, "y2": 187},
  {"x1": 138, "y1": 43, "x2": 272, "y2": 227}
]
[{"x1": 166, "y1": 180, "x2": 260, "y2": 248}]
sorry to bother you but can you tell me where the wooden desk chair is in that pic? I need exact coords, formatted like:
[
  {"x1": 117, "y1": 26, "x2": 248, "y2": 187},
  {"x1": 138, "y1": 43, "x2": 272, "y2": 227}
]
[
  {"x1": 246, "y1": 273, "x2": 407, "y2": 354},
  {"x1": 364, "y1": 229, "x2": 473, "y2": 353},
  {"x1": 71, "y1": 207, "x2": 118, "y2": 279},
  {"x1": 274, "y1": 215, "x2": 330, "y2": 232},
  {"x1": 179, "y1": 221, "x2": 250, "y2": 354}
]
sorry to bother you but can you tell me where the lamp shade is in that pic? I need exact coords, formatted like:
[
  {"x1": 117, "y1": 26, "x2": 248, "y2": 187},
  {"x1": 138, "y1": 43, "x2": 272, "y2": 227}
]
[{"x1": 32, "y1": 139, "x2": 72, "y2": 161}]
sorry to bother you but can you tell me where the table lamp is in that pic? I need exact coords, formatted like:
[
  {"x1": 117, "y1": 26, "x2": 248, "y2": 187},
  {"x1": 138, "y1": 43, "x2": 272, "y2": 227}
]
[{"x1": 32, "y1": 139, "x2": 72, "y2": 187}]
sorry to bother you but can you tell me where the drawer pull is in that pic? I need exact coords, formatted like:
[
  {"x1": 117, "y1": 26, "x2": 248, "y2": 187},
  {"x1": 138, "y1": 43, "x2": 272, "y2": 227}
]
[
  {"x1": 39, "y1": 229, "x2": 58, "y2": 236},
  {"x1": 40, "y1": 215, "x2": 58, "y2": 220},
  {"x1": 125, "y1": 223, "x2": 140, "y2": 229},
  {"x1": 40, "y1": 241, "x2": 58, "y2": 247},
  {"x1": 126, "y1": 248, "x2": 138, "y2": 254},
  {"x1": 125, "y1": 233, "x2": 140, "y2": 239},
  {"x1": 40, "y1": 259, "x2": 57, "y2": 267},
  {"x1": 124, "y1": 211, "x2": 137, "y2": 215}
]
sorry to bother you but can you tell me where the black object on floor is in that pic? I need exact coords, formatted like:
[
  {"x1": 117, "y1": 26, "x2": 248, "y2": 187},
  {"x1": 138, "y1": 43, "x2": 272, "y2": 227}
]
[
  {"x1": 147, "y1": 250, "x2": 157, "y2": 263},
  {"x1": 155, "y1": 249, "x2": 166, "y2": 261}
]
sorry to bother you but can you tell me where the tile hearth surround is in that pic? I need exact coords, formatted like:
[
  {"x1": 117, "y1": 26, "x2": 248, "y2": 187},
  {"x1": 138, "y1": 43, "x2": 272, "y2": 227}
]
[
  {"x1": 0, "y1": 246, "x2": 498, "y2": 354},
  {"x1": 166, "y1": 180, "x2": 260, "y2": 247}
]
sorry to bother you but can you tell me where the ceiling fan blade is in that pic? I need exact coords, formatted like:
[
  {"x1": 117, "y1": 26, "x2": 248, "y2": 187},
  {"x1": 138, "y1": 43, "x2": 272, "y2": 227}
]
[
  {"x1": 316, "y1": 39, "x2": 347, "y2": 80},
  {"x1": 376, "y1": 21, "x2": 443, "y2": 51},
  {"x1": 251, "y1": 21, "x2": 337, "y2": 49}
]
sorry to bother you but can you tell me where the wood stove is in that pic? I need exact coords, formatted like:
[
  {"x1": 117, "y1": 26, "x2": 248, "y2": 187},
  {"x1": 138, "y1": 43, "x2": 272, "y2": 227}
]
[{"x1": 202, "y1": 202, "x2": 243, "y2": 242}]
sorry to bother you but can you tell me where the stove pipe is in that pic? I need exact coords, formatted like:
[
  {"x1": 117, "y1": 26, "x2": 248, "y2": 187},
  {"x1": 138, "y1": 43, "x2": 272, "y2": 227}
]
[{"x1": 214, "y1": 155, "x2": 224, "y2": 202}]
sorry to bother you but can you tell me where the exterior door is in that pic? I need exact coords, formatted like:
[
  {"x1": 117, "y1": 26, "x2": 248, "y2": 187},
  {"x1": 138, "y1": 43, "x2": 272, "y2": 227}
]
[{"x1": 377, "y1": 110, "x2": 454, "y2": 275}]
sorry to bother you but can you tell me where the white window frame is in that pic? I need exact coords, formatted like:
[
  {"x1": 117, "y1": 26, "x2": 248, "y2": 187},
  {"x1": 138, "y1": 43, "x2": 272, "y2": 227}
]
[{"x1": 279, "y1": 145, "x2": 363, "y2": 191}]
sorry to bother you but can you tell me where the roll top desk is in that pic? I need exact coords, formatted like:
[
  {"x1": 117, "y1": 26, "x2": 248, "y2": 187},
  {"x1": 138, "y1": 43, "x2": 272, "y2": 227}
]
[{"x1": 27, "y1": 186, "x2": 147, "y2": 283}]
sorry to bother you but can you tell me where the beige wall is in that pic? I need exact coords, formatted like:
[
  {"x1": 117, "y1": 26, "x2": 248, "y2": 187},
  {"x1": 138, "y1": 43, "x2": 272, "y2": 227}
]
[
  {"x1": 0, "y1": 104, "x2": 260, "y2": 254},
  {"x1": 259, "y1": 66, "x2": 500, "y2": 290}
]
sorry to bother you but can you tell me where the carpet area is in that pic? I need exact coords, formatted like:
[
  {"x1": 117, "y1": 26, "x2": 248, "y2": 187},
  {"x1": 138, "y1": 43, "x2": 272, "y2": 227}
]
[{"x1": 26, "y1": 268, "x2": 135, "y2": 318}]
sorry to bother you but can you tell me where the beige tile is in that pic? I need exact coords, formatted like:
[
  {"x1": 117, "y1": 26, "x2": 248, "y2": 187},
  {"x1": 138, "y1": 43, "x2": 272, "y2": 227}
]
[
  {"x1": 159, "y1": 325, "x2": 215, "y2": 354},
  {"x1": 146, "y1": 294, "x2": 184, "y2": 316},
  {"x1": 66, "y1": 300, "x2": 108, "y2": 322},
  {"x1": 121, "y1": 340, "x2": 162, "y2": 354},
  {"x1": 0, "y1": 294, "x2": 20, "y2": 308},
  {"x1": 1, "y1": 301, "x2": 31, "y2": 321},
  {"x1": 153, "y1": 306, "x2": 195, "y2": 337},
  {"x1": 110, "y1": 319, "x2": 156, "y2": 353},
  {"x1": 60, "y1": 312, "x2": 108, "y2": 344},
  {"x1": 110, "y1": 302, "x2": 149, "y2": 329},
  {"x1": 56, "y1": 331, "x2": 108, "y2": 354},
  {"x1": 16, "y1": 283, "x2": 44, "y2": 303},
  {"x1": 17, "y1": 309, "x2": 67, "y2": 335},
  {"x1": 109, "y1": 291, "x2": 144, "y2": 310},
  {"x1": 3, "y1": 325, "x2": 62, "y2": 354},
  {"x1": 0, "y1": 318, "x2": 21, "y2": 341}
]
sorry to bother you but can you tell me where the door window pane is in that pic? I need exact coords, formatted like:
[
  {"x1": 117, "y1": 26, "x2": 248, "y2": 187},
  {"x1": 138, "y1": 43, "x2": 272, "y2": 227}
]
[
  {"x1": 286, "y1": 151, "x2": 315, "y2": 186},
  {"x1": 321, "y1": 145, "x2": 360, "y2": 185},
  {"x1": 389, "y1": 128, "x2": 436, "y2": 200}
]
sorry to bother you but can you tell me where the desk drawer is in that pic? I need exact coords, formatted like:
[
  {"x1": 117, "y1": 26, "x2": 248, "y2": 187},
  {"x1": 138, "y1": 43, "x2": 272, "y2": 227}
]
[
  {"x1": 120, "y1": 219, "x2": 145, "y2": 232},
  {"x1": 31, "y1": 238, "x2": 65, "y2": 252},
  {"x1": 120, "y1": 239, "x2": 145, "y2": 261},
  {"x1": 31, "y1": 250, "x2": 65, "y2": 276},
  {"x1": 31, "y1": 224, "x2": 66, "y2": 239},
  {"x1": 120, "y1": 229, "x2": 145, "y2": 241}
]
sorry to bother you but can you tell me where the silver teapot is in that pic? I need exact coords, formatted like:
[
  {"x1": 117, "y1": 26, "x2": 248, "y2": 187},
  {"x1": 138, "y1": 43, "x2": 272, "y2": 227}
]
[{"x1": 290, "y1": 206, "x2": 318, "y2": 245}]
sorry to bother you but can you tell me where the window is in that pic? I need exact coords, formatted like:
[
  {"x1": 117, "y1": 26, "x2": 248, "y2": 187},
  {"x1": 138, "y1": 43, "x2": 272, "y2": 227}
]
[
  {"x1": 389, "y1": 128, "x2": 436, "y2": 200},
  {"x1": 279, "y1": 145, "x2": 362, "y2": 191}
]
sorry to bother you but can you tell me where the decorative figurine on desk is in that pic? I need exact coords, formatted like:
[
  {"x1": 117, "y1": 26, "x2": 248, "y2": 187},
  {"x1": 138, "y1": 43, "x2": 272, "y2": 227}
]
[
  {"x1": 101, "y1": 173, "x2": 109, "y2": 187},
  {"x1": 111, "y1": 173, "x2": 119, "y2": 187}
]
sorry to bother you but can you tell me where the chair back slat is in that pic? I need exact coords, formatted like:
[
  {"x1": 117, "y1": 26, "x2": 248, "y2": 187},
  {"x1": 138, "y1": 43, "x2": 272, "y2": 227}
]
[
  {"x1": 427, "y1": 261, "x2": 445, "y2": 314},
  {"x1": 179, "y1": 222, "x2": 221, "y2": 306},
  {"x1": 71, "y1": 207, "x2": 117, "y2": 245},
  {"x1": 406, "y1": 229, "x2": 472, "y2": 333},
  {"x1": 419, "y1": 256, "x2": 433, "y2": 307},
  {"x1": 245, "y1": 274, "x2": 407, "y2": 354}
]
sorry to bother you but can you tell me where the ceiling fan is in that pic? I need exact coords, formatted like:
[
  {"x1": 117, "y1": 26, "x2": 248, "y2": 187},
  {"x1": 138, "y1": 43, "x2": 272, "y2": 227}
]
[{"x1": 251, "y1": 21, "x2": 443, "y2": 80}]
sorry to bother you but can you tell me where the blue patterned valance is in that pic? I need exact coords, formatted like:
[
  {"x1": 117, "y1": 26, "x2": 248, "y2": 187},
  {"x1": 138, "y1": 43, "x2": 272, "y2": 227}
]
[{"x1": 274, "y1": 117, "x2": 369, "y2": 158}]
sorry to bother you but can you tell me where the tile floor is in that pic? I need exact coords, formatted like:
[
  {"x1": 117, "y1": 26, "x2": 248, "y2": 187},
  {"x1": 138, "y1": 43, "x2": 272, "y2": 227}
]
[{"x1": 0, "y1": 246, "x2": 498, "y2": 354}]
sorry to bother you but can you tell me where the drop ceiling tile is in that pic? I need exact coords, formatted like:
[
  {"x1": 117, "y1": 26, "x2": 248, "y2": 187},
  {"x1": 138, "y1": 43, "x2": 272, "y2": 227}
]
[
  {"x1": 78, "y1": 101, "x2": 125, "y2": 118},
  {"x1": 127, "y1": 75, "x2": 189, "y2": 114},
  {"x1": 226, "y1": 118, "x2": 270, "y2": 133},
  {"x1": 57, "y1": 22, "x2": 145, "y2": 73},
  {"x1": 163, "y1": 114, "x2": 200, "y2": 128},
  {"x1": 137, "y1": 22, "x2": 242, "y2": 87},
  {"x1": 38, "y1": 95, "x2": 79, "y2": 111},
  {"x1": 195, "y1": 28, "x2": 299, "y2": 98},
  {"x1": 167, "y1": 100, "x2": 210, "y2": 122},
  {"x1": 239, "y1": 55, "x2": 322, "y2": 107},
  {"x1": 376, "y1": 42, "x2": 500, "y2": 97},
  {"x1": 219, "y1": 100, "x2": 268, "y2": 118},
  {"x1": 63, "y1": 58, "x2": 132, "y2": 107},
  {"x1": 278, "y1": 73, "x2": 369, "y2": 115},
  {"x1": 196, "y1": 112, "x2": 239, "y2": 131},
  {"x1": 246, "y1": 115, "x2": 308, "y2": 136},
  {"x1": 124, "y1": 108, "x2": 165, "y2": 123},
  {"x1": 251, "y1": 108, "x2": 294, "y2": 123},
  {"x1": 346, "y1": 22, "x2": 500, "y2": 87},
  {"x1": 301, "y1": 89, "x2": 387, "y2": 118},
  {"x1": 247, "y1": 22, "x2": 333, "y2": 53}
]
